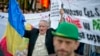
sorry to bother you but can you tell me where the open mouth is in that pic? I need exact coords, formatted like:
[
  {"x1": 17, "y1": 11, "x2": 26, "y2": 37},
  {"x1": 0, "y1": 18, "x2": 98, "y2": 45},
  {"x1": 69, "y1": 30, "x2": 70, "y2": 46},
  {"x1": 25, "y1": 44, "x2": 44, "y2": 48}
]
[{"x1": 40, "y1": 30, "x2": 43, "y2": 32}]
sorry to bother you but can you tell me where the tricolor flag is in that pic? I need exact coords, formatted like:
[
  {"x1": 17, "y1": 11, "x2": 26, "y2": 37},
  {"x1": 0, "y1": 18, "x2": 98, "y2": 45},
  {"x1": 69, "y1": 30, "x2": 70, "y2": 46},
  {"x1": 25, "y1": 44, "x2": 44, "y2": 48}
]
[{"x1": 0, "y1": 0, "x2": 29, "y2": 56}]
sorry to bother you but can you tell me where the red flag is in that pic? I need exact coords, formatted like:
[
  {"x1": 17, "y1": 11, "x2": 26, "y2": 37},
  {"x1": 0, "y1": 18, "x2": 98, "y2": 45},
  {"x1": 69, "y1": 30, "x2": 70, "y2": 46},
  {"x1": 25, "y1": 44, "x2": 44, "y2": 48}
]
[{"x1": 40, "y1": 0, "x2": 50, "y2": 8}]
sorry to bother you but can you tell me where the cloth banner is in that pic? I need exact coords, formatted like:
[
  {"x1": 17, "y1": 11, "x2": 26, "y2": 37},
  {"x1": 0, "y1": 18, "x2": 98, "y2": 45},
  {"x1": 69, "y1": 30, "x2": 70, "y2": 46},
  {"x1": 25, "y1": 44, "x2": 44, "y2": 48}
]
[{"x1": 50, "y1": 0, "x2": 100, "y2": 46}]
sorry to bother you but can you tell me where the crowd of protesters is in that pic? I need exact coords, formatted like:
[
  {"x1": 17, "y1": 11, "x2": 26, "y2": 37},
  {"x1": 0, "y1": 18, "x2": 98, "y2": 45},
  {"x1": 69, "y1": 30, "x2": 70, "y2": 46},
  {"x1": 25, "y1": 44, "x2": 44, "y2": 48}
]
[{"x1": 0, "y1": 1, "x2": 100, "y2": 56}]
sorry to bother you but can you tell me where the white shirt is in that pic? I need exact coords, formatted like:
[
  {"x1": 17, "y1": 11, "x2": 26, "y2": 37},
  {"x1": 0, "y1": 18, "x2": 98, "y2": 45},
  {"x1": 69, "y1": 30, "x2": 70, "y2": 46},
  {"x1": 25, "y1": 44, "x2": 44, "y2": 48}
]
[{"x1": 32, "y1": 33, "x2": 48, "y2": 56}]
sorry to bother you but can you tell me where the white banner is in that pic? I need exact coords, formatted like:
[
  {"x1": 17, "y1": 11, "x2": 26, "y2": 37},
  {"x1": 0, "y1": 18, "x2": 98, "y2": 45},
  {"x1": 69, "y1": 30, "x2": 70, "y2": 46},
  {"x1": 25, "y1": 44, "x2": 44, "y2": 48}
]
[
  {"x1": 24, "y1": 12, "x2": 50, "y2": 28},
  {"x1": 0, "y1": 12, "x2": 8, "y2": 40},
  {"x1": 0, "y1": 12, "x2": 50, "y2": 40},
  {"x1": 50, "y1": 0, "x2": 100, "y2": 46},
  {"x1": 50, "y1": 0, "x2": 61, "y2": 29}
]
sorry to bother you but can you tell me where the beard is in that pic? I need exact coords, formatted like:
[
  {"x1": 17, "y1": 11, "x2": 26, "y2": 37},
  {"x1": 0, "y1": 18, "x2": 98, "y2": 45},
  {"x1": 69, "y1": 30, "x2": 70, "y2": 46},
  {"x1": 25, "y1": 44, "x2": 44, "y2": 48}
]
[{"x1": 56, "y1": 49, "x2": 72, "y2": 56}]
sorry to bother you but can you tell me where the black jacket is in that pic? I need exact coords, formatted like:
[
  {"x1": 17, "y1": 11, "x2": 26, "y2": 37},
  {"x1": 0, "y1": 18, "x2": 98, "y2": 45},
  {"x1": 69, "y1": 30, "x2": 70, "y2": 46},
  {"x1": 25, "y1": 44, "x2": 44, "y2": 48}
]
[{"x1": 24, "y1": 28, "x2": 55, "y2": 56}]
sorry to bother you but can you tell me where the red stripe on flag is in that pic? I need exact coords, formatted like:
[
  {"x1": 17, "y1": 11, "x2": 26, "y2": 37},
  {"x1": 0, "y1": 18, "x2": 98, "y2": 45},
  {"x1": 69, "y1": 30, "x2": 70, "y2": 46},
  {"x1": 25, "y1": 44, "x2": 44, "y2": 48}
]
[{"x1": 0, "y1": 37, "x2": 13, "y2": 56}]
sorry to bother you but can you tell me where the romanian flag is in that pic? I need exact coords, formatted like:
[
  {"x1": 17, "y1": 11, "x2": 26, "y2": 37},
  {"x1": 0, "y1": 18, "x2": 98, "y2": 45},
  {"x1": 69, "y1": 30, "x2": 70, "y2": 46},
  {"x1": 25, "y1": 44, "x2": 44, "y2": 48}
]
[{"x1": 0, "y1": 0, "x2": 29, "y2": 56}]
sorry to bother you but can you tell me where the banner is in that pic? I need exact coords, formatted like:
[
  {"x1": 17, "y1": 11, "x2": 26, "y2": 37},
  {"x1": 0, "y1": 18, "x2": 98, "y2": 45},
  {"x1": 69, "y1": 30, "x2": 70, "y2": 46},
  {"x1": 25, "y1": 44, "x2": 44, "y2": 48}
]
[
  {"x1": 24, "y1": 12, "x2": 50, "y2": 28},
  {"x1": 0, "y1": 12, "x2": 50, "y2": 41},
  {"x1": 50, "y1": 0, "x2": 61, "y2": 29},
  {"x1": 50, "y1": 0, "x2": 100, "y2": 46},
  {"x1": 0, "y1": 13, "x2": 8, "y2": 41}
]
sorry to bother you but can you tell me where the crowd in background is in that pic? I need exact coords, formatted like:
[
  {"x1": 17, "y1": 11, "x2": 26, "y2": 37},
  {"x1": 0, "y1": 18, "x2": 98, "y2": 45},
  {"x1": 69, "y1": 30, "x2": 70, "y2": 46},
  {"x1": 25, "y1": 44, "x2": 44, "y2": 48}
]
[{"x1": 0, "y1": 0, "x2": 50, "y2": 13}]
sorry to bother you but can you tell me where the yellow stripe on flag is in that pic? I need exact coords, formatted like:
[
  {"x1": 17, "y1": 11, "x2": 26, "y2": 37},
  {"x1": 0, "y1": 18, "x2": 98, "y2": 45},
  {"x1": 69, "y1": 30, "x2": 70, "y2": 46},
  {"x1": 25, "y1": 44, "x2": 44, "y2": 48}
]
[{"x1": 6, "y1": 23, "x2": 29, "y2": 55}]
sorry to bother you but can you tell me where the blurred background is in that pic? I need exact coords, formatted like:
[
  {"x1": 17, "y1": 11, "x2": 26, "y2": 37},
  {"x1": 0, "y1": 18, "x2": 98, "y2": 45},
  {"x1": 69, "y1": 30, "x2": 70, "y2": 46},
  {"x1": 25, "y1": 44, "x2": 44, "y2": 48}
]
[{"x1": 0, "y1": 0, "x2": 50, "y2": 13}]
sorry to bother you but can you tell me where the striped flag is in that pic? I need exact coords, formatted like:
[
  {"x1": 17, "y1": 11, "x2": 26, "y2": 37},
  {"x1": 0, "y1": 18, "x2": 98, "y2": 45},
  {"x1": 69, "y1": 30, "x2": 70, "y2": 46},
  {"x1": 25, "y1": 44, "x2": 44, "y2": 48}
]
[{"x1": 0, "y1": 0, "x2": 29, "y2": 56}]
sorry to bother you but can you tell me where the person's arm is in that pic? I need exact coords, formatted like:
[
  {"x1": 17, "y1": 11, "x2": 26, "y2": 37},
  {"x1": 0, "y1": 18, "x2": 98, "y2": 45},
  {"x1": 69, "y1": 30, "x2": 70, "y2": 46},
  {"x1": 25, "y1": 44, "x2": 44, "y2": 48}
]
[
  {"x1": 24, "y1": 30, "x2": 31, "y2": 38},
  {"x1": 59, "y1": 8, "x2": 65, "y2": 23},
  {"x1": 23, "y1": 23, "x2": 33, "y2": 38}
]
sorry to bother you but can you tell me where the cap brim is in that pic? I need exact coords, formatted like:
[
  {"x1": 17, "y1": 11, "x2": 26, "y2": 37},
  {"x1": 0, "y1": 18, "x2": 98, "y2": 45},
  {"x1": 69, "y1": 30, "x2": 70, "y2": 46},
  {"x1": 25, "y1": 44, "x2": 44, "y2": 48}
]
[{"x1": 52, "y1": 31, "x2": 80, "y2": 40}]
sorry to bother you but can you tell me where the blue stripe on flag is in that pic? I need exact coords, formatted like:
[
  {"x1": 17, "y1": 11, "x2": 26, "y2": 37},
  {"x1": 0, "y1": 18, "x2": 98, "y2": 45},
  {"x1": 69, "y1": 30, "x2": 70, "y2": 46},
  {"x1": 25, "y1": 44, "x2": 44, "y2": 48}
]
[{"x1": 8, "y1": 0, "x2": 25, "y2": 36}]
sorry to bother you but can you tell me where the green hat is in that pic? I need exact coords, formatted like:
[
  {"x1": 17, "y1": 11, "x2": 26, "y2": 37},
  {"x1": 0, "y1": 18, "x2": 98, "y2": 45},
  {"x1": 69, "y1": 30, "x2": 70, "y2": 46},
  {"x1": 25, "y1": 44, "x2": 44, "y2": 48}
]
[{"x1": 52, "y1": 22, "x2": 79, "y2": 40}]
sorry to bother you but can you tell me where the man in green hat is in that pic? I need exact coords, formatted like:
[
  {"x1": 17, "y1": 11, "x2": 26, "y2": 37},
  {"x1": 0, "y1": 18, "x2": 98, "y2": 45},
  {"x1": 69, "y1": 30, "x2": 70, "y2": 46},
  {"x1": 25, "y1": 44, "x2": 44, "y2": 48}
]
[{"x1": 50, "y1": 22, "x2": 81, "y2": 56}]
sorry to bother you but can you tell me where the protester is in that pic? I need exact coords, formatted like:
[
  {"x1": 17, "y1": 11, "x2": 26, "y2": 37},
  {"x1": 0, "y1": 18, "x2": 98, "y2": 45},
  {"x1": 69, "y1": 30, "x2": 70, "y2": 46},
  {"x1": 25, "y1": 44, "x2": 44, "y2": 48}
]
[
  {"x1": 94, "y1": 46, "x2": 100, "y2": 56},
  {"x1": 50, "y1": 22, "x2": 81, "y2": 56},
  {"x1": 24, "y1": 20, "x2": 55, "y2": 56},
  {"x1": 23, "y1": 8, "x2": 67, "y2": 56},
  {"x1": 75, "y1": 43, "x2": 84, "y2": 55},
  {"x1": 60, "y1": 8, "x2": 85, "y2": 56},
  {"x1": 83, "y1": 44, "x2": 100, "y2": 56}
]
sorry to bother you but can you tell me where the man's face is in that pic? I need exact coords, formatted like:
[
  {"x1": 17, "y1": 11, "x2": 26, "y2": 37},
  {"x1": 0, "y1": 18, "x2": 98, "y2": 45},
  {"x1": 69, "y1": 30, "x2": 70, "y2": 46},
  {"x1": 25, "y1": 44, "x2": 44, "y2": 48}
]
[
  {"x1": 39, "y1": 21, "x2": 48, "y2": 35},
  {"x1": 53, "y1": 36, "x2": 79, "y2": 56}
]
